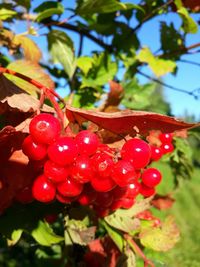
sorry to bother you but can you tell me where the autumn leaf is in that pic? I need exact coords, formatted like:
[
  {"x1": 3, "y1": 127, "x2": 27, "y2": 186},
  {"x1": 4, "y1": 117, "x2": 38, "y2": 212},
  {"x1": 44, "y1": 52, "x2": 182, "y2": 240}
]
[
  {"x1": 0, "y1": 74, "x2": 54, "y2": 113},
  {"x1": 66, "y1": 105, "x2": 199, "y2": 137},
  {"x1": 139, "y1": 216, "x2": 180, "y2": 251}
]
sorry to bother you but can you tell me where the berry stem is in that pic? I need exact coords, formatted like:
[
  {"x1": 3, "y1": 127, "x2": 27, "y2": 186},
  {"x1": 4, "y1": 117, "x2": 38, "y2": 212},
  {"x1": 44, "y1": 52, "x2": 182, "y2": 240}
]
[
  {"x1": 0, "y1": 66, "x2": 65, "y2": 104},
  {"x1": 124, "y1": 234, "x2": 155, "y2": 267}
]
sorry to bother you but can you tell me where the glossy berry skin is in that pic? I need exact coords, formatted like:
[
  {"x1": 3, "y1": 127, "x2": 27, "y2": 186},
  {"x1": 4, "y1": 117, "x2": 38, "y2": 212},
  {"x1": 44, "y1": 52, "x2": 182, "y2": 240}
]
[
  {"x1": 159, "y1": 133, "x2": 173, "y2": 144},
  {"x1": 111, "y1": 160, "x2": 136, "y2": 187},
  {"x1": 75, "y1": 130, "x2": 99, "y2": 156},
  {"x1": 48, "y1": 137, "x2": 78, "y2": 166},
  {"x1": 121, "y1": 138, "x2": 151, "y2": 169},
  {"x1": 113, "y1": 181, "x2": 141, "y2": 200},
  {"x1": 56, "y1": 193, "x2": 74, "y2": 204},
  {"x1": 140, "y1": 183, "x2": 156, "y2": 197},
  {"x1": 44, "y1": 160, "x2": 69, "y2": 184},
  {"x1": 71, "y1": 155, "x2": 94, "y2": 183},
  {"x1": 29, "y1": 113, "x2": 61, "y2": 144},
  {"x1": 150, "y1": 146, "x2": 163, "y2": 161},
  {"x1": 22, "y1": 135, "x2": 47, "y2": 160},
  {"x1": 91, "y1": 175, "x2": 116, "y2": 192},
  {"x1": 161, "y1": 143, "x2": 174, "y2": 154},
  {"x1": 57, "y1": 177, "x2": 83, "y2": 197},
  {"x1": 32, "y1": 174, "x2": 56, "y2": 203},
  {"x1": 91, "y1": 152, "x2": 114, "y2": 177},
  {"x1": 142, "y1": 168, "x2": 162, "y2": 187},
  {"x1": 111, "y1": 198, "x2": 135, "y2": 211},
  {"x1": 15, "y1": 186, "x2": 34, "y2": 204}
]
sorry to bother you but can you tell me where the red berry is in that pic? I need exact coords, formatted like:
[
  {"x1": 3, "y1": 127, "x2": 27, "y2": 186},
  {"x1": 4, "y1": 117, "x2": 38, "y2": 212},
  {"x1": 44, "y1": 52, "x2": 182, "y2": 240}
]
[
  {"x1": 91, "y1": 152, "x2": 114, "y2": 177},
  {"x1": 48, "y1": 137, "x2": 78, "y2": 166},
  {"x1": 142, "y1": 168, "x2": 162, "y2": 187},
  {"x1": 91, "y1": 175, "x2": 116, "y2": 192},
  {"x1": 32, "y1": 174, "x2": 56, "y2": 203},
  {"x1": 29, "y1": 113, "x2": 61, "y2": 144},
  {"x1": 56, "y1": 193, "x2": 74, "y2": 204},
  {"x1": 44, "y1": 160, "x2": 69, "y2": 184},
  {"x1": 140, "y1": 183, "x2": 155, "y2": 197},
  {"x1": 57, "y1": 177, "x2": 83, "y2": 197},
  {"x1": 121, "y1": 138, "x2": 151, "y2": 169},
  {"x1": 44, "y1": 214, "x2": 58, "y2": 224},
  {"x1": 159, "y1": 133, "x2": 173, "y2": 143},
  {"x1": 150, "y1": 145, "x2": 163, "y2": 161},
  {"x1": 15, "y1": 186, "x2": 34, "y2": 204},
  {"x1": 111, "y1": 160, "x2": 136, "y2": 187},
  {"x1": 71, "y1": 155, "x2": 94, "y2": 183},
  {"x1": 22, "y1": 135, "x2": 47, "y2": 160},
  {"x1": 75, "y1": 130, "x2": 99, "y2": 156},
  {"x1": 110, "y1": 198, "x2": 135, "y2": 211},
  {"x1": 113, "y1": 181, "x2": 140, "y2": 200},
  {"x1": 77, "y1": 184, "x2": 97, "y2": 205},
  {"x1": 161, "y1": 143, "x2": 174, "y2": 154}
]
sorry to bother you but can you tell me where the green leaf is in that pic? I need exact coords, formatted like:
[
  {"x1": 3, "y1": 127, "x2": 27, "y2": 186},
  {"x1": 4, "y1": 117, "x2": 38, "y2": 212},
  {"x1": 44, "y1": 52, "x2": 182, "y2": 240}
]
[
  {"x1": 0, "y1": 8, "x2": 17, "y2": 20},
  {"x1": 81, "y1": 52, "x2": 117, "y2": 88},
  {"x1": 114, "y1": 197, "x2": 153, "y2": 218},
  {"x1": 140, "y1": 216, "x2": 180, "y2": 252},
  {"x1": 160, "y1": 22, "x2": 184, "y2": 59},
  {"x1": 122, "y1": 78, "x2": 156, "y2": 110},
  {"x1": 102, "y1": 220, "x2": 124, "y2": 251},
  {"x1": 34, "y1": 1, "x2": 64, "y2": 22},
  {"x1": 177, "y1": 7, "x2": 198, "y2": 34},
  {"x1": 137, "y1": 47, "x2": 176, "y2": 77},
  {"x1": 31, "y1": 220, "x2": 64, "y2": 246},
  {"x1": 117, "y1": 249, "x2": 136, "y2": 267},
  {"x1": 71, "y1": 89, "x2": 97, "y2": 108},
  {"x1": 6, "y1": 60, "x2": 55, "y2": 97},
  {"x1": 7, "y1": 229, "x2": 23, "y2": 246},
  {"x1": 76, "y1": 0, "x2": 142, "y2": 15},
  {"x1": 105, "y1": 213, "x2": 140, "y2": 233},
  {"x1": 47, "y1": 30, "x2": 76, "y2": 79},
  {"x1": 77, "y1": 56, "x2": 94, "y2": 75},
  {"x1": 17, "y1": 0, "x2": 31, "y2": 10}
]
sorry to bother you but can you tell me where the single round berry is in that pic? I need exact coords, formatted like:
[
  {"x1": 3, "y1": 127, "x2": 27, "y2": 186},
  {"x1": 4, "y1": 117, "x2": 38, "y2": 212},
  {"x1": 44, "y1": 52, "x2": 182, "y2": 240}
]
[
  {"x1": 91, "y1": 175, "x2": 116, "y2": 192},
  {"x1": 48, "y1": 137, "x2": 78, "y2": 166},
  {"x1": 111, "y1": 160, "x2": 136, "y2": 187},
  {"x1": 44, "y1": 214, "x2": 58, "y2": 224},
  {"x1": 75, "y1": 130, "x2": 99, "y2": 156},
  {"x1": 29, "y1": 113, "x2": 61, "y2": 144},
  {"x1": 91, "y1": 152, "x2": 114, "y2": 177},
  {"x1": 77, "y1": 184, "x2": 97, "y2": 205},
  {"x1": 70, "y1": 155, "x2": 94, "y2": 183},
  {"x1": 56, "y1": 193, "x2": 74, "y2": 204},
  {"x1": 159, "y1": 133, "x2": 173, "y2": 143},
  {"x1": 111, "y1": 198, "x2": 135, "y2": 211},
  {"x1": 121, "y1": 138, "x2": 151, "y2": 169},
  {"x1": 57, "y1": 177, "x2": 83, "y2": 197},
  {"x1": 140, "y1": 183, "x2": 156, "y2": 197},
  {"x1": 161, "y1": 143, "x2": 174, "y2": 154},
  {"x1": 15, "y1": 186, "x2": 34, "y2": 204},
  {"x1": 113, "y1": 181, "x2": 140, "y2": 200},
  {"x1": 32, "y1": 174, "x2": 56, "y2": 203},
  {"x1": 44, "y1": 160, "x2": 69, "y2": 183},
  {"x1": 142, "y1": 168, "x2": 162, "y2": 187},
  {"x1": 22, "y1": 135, "x2": 47, "y2": 160},
  {"x1": 150, "y1": 145, "x2": 163, "y2": 161}
]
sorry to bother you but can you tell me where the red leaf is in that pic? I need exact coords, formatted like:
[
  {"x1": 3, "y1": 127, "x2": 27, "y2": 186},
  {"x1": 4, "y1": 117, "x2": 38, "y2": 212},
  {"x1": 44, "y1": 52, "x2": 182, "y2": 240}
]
[
  {"x1": 66, "y1": 105, "x2": 199, "y2": 136},
  {"x1": 151, "y1": 195, "x2": 175, "y2": 210}
]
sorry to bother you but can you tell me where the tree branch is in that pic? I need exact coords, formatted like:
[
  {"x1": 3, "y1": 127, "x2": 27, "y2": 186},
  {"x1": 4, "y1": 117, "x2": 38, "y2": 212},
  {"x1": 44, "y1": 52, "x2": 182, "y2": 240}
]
[
  {"x1": 137, "y1": 69, "x2": 200, "y2": 99},
  {"x1": 47, "y1": 19, "x2": 113, "y2": 52}
]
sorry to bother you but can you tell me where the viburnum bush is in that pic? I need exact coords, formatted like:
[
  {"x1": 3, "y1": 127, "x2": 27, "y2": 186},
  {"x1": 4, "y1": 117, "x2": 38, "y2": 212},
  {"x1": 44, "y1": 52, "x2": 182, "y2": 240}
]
[{"x1": 0, "y1": 0, "x2": 200, "y2": 266}]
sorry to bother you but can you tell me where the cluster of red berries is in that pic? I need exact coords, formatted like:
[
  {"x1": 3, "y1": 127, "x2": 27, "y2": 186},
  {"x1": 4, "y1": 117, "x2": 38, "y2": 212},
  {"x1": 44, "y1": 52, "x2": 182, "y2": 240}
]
[{"x1": 18, "y1": 113, "x2": 174, "y2": 217}]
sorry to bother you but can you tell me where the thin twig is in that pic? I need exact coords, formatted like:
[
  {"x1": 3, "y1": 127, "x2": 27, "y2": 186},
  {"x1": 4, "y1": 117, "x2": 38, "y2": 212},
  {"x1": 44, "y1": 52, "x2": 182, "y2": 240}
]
[
  {"x1": 124, "y1": 234, "x2": 155, "y2": 267},
  {"x1": 137, "y1": 69, "x2": 200, "y2": 99}
]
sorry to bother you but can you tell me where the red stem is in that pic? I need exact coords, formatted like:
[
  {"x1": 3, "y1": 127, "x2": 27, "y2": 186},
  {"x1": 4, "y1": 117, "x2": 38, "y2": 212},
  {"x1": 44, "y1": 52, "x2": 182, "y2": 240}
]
[
  {"x1": 0, "y1": 66, "x2": 66, "y2": 125},
  {"x1": 0, "y1": 66, "x2": 65, "y2": 104},
  {"x1": 124, "y1": 234, "x2": 155, "y2": 267}
]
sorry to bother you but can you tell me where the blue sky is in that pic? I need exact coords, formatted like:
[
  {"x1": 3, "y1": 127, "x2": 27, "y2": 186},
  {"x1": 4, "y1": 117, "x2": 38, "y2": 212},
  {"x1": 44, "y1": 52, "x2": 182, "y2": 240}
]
[{"x1": 10, "y1": 0, "x2": 200, "y2": 119}]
